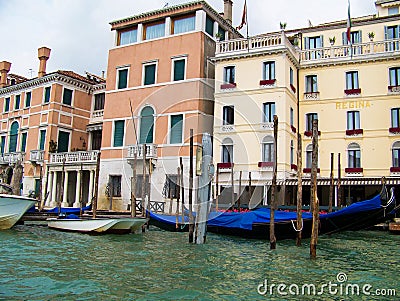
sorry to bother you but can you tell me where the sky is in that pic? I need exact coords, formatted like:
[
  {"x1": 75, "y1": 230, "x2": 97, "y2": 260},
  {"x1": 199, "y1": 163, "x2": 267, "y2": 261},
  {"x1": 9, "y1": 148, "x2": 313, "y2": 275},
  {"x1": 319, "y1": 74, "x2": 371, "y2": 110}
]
[{"x1": 0, "y1": 0, "x2": 376, "y2": 79}]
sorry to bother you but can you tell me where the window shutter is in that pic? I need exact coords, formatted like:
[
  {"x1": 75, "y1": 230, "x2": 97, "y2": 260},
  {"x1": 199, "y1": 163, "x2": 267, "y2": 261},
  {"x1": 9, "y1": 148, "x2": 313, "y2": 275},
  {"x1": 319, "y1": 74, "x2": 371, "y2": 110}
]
[
  {"x1": 174, "y1": 60, "x2": 185, "y2": 81},
  {"x1": 39, "y1": 130, "x2": 46, "y2": 150},
  {"x1": 384, "y1": 26, "x2": 388, "y2": 40},
  {"x1": 342, "y1": 32, "x2": 348, "y2": 45},
  {"x1": 44, "y1": 87, "x2": 51, "y2": 103},
  {"x1": 57, "y1": 131, "x2": 70, "y2": 152},
  {"x1": 0, "y1": 136, "x2": 5, "y2": 154},
  {"x1": 63, "y1": 88, "x2": 73, "y2": 105},
  {"x1": 15, "y1": 95, "x2": 20, "y2": 109},
  {"x1": 170, "y1": 115, "x2": 183, "y2": 144},
  {"x1": 8, "y1": 122, "x2": 19, "y2": 152},
  {"x1": 118, "y1": 69, "x2": 128, "y2": 89},
  {"x1": 21, "y1": 133, "x2": 27, "y2": 152},
  {"x1": 144, "y1": 64, "x2": 156, "y2": 85},
  {"x1": 319, "y1": 35, "x2": 324, "y2": 47},
  {"x1": 358, "y1": 30, "x2": 362, "y2": 43},
  {"x1": 113, "y1": 120, "x2": 125, "y2": 147},
  {"x1": 205, "y1": 16, "x2": 214, "y2": 36},
  {"x1": 304, "y1": 37, "x2": 309, "y2": 49},
  {"x1": 25, "y1": 92, "x2": 31, "y2": 107}
]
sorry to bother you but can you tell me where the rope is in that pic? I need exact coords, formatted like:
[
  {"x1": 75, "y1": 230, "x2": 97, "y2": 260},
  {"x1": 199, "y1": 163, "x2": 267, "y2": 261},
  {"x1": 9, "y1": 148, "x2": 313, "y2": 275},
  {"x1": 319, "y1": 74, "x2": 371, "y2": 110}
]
[{"x1": 291, "y1": 218, "x2": 303, "y2": 232}]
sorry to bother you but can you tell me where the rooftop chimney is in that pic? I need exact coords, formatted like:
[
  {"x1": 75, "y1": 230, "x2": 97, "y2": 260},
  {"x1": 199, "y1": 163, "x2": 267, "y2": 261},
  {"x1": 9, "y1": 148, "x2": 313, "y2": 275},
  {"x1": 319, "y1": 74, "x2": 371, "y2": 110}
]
[
  {"x1": 0, "y1": 61, "x2": 12, "y2": 88},
  {"x1": 38, "y1": 47, "x2": 51, "y2": 78},
  {"x1": 223, "y1": 0, "x2": 233, "y2": 25}
]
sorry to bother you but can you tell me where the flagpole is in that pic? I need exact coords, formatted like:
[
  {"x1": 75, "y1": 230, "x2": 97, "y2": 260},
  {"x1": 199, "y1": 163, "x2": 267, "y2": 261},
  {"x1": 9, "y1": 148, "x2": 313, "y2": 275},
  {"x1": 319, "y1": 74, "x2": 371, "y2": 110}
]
[
  {"x1": 347, "y1": 0, "x2": 353, "y2": 59},
  {"x1": 245, "y1": 0, "x2": 249, "y2": 40}
]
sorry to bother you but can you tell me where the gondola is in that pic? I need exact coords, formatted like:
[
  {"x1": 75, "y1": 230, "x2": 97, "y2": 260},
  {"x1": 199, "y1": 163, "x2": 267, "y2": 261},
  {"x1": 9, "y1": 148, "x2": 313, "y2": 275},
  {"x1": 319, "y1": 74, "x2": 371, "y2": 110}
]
[{"x1": 149, "y1": 186, "x2": 397, "y2": 240}]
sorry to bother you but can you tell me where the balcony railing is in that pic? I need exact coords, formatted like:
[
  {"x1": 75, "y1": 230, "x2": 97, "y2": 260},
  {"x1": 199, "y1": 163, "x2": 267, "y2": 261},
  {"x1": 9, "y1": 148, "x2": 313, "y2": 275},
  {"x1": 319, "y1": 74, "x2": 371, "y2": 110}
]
[
  {"x1": 30, "y1": 150, "x2": 44, "y2": 162},
  {"x1": 127, "y1": 144, "x2": 158, "y2": 160},
  {"x1": 0, "y1": 152, "x2": 25, "y2": 164},
  {"x1": 49, "y1": 151, "x2": 100, "y2": 164},
  {"x1": 300, "y1": 38, "x2": 400, "y2": 64},
  {"x1": 91, "y1": 109, "x2": 104, "y2": 119},
  {"x1": 216, "y1": 32, "x2": 298, "y2": 59}
]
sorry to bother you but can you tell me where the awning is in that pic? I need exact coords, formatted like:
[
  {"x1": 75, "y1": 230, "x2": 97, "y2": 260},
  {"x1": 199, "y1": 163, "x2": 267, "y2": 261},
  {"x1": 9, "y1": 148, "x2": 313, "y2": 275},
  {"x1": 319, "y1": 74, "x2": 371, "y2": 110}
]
[
  {"x1": 86, "y1": 123, "x2": 103, "y2": 132},
  {"x1": 267, "y1": 177, "x2": 400, "y2": 186}
]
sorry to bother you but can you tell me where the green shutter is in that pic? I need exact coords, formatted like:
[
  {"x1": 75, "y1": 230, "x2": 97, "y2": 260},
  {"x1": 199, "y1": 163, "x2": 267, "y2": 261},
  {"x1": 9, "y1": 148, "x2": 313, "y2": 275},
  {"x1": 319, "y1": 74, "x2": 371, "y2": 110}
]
[
  {"x1": 57, "y1": 131, "x2": 70, "y2": 152},
  {"x1": 113, "y1": 120, "x2": 125, "y2": 147},
  {"x1": 25, "y1": 92, "x2": 31, "y2": 107},
  {"x1": 170, "y1": 115, "x2": 183, "y2": 144},
  {"x1": 144, "y1": 64, "x2": 156, "y2": 85},
  {"x1": 205, "y1": 16, "x2": 214, "y2": 36},
  {"x1": 139, "y1": 107, "x2": 154, "y2": 144},
  {"x1": 63, "y1": 88, "x2": 73, "y2": 105},
  {"x1": 118, "y1": 69, "x2": 128, "y2": 89},
  {"x1": 21, "y1": 133, "x2": 27, "y2": 152},
  {"x1": 174, "y1": 59, "x2": 185, "y2": 81},
  {"x1": 39, "y1": 130, "x2": 46, "y2": 150},
  {"x1": 0, "y1": 136, "x2": 5, "y2": 154},
  {"x1": 9, "y1": 122, "x2": 19, "y2": 152},
  {"x1": 15, "y1": 95, "x2": 20, "y2": 110},
  {"x1": 218, "y1": 27, "x2": 225, "y2": 41},
  {"x1": 5, "y1": 97, "x2": 10, "y2": 112},
  {"x1": 44, "y1": 87, "x2": 51, "y2": 103}
]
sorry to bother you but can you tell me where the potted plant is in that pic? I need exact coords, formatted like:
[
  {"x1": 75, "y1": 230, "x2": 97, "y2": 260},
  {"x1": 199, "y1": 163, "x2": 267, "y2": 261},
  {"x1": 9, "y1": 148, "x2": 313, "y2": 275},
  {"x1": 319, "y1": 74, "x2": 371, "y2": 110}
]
[
  {"x1": 215, "y1": 32, "x2": 223, "y2": 41},
  {"x1": 368, "y1": 32, "x2": 375, "y2": 41},
  {"x1": 280, "y1": 22, "x2": 287, "y2": 30},
  {"x1": 329, "y1": 36, "x2": 336, "y2": 46}
]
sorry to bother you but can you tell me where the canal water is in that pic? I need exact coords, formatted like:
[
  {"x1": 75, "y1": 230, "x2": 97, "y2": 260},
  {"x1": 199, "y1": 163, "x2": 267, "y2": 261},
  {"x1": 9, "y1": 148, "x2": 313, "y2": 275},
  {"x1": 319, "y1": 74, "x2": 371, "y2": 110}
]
[{"x1": 0, "y1": 225, "x2": 399, "y2": 301}]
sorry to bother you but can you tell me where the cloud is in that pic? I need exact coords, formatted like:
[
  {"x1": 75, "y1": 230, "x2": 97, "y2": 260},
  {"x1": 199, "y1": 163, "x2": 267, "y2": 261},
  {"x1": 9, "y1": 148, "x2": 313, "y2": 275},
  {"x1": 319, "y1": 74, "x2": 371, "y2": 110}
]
[{"x1": 0, "y1": 0, "x2": 376, "y2": 78}]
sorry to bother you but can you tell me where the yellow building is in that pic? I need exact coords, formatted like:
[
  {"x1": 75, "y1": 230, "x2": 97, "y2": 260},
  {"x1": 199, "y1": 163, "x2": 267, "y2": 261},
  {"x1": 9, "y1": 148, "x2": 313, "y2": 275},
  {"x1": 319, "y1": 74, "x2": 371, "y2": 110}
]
[{"x1": 213, "y1": 0, "x2": 400, "y2": 208}]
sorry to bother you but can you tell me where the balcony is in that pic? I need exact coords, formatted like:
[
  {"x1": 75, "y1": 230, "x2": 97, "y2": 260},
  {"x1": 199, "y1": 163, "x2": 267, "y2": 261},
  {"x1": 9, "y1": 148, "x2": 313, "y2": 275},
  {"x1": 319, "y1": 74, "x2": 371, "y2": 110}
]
[
  {"x1": 0, "y1": 152, "x2": 25, "y2": 165},
  {"x1": 127, "y1": 144, "x2": 158, "y2": 160},
  {"x1": 300, "y1": 38, "x2": 400, "y2": 65},
  {"x1": 49, "y1": 151, "x2": 100, "y2": 165},
  {"x1": 216, "y1": 32, "x2": 298, "y2": 60},
  {"x1": 30, "y1": 150, "x2": 44, "y2": 163},
  {"x1": 90, "y1": 109, "x2": 104, "y2": 123}
]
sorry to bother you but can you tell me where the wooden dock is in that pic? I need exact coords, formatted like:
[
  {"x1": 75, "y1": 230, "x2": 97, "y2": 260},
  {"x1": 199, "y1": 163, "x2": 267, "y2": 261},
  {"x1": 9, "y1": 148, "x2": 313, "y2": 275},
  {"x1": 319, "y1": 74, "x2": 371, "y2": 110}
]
[{"x1": 389, "y1": 218, "x2": 400, "y2": 234}]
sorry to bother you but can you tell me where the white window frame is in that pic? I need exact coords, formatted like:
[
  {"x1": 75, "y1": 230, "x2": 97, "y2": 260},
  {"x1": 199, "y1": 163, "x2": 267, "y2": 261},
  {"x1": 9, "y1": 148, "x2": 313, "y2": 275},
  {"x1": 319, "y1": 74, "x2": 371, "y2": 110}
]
[
  {"x1": 38, "y1": 128, "x2": 47, "y2": 150},
  {"x1": 43, "y1": 86, "x2": 52, "y2": 104},
  {"x1": 57, "y1": 128, "x2": 72, "y2": 153},
  {"x1": 116, "y1": 66, "x2": 130, "y2": 90},
  {"x1": 142, "y1": 61, "x2": 158, "y2": 86},
  {"x1": 61, "y1": 86, "x2": 75, "y2": 107},
  {"x1": 25, "y1": 90, "x2": 32, "y2": 108},
  {"x1": 171, "y1": 56, "x2": 188, "y2": 82}
]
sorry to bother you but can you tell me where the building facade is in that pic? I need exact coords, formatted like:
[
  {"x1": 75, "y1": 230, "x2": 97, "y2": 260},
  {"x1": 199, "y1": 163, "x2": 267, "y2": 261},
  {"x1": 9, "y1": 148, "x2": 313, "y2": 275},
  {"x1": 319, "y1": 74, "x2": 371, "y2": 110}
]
[
  {"x1": 213, "y1": 0, "x2": 400, "y2": 208},
  {"x1": 0, "y1": 47, "x2": 106, "y2": 208},
  {"x1": 99, "y1": 1, "x2": 239, "y2": 211}
]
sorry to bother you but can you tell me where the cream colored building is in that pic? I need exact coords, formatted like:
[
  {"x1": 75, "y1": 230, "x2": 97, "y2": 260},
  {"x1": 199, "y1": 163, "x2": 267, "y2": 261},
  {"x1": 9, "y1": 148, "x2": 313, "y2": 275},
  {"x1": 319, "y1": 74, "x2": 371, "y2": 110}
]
[{"x1": 213, "y1": 0, "x2": 400, "y2": 208}]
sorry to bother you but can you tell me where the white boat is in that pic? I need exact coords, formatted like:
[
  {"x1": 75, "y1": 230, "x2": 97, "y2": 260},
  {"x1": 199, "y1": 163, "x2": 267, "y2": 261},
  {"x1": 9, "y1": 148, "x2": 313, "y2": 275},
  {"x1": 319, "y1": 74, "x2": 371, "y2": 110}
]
[
  {"x1": 47, "y1": 216, "x2": 148, "y2": 234},
  {"x1": 0, "y1": 184, "x2": 37, "y2": 230}
]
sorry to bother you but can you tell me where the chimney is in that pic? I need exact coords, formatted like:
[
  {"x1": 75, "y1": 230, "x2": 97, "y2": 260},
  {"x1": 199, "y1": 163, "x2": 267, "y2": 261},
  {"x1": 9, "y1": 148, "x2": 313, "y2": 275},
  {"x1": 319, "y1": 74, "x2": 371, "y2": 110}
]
[
  {"x1": 0, "y1": 61, "x2": 11, "y2": 88},
  {"x1": 38, "y1": 47, "x2": 51, "y2": 78},
  {"x1": 223, "y1": 0, "x2": 233, "y2": 25}
]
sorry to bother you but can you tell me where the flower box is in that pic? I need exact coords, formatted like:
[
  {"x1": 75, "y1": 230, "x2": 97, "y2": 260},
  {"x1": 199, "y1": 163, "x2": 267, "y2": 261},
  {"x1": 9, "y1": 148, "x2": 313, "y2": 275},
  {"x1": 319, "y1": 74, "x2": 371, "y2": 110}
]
[
  {"x1": 220, "y1": 83, "x2": 237, "y2": 90},
  {"x1": 260, "y1": 79, "x2": 276, "y2": 86},
  {"x1": 390, "y1": 167, "x2": 400, "y2": 173},
  {"x1": 303, "y1": 168, "x2": 320, "y2": 173},
  {"x1": 290, "y1": 84, "x2": 296, "y2": 93},
  {"x1": 346, "y1": 129, "x2": 363, "y2": 136},
  {"x1": 291, "y1": 164, "x2": 298, "y2": 171},
  {"x1": 344, "y1": 88, "x2": 361, "y2": 95},
  {"x1": 258, "y1": 161, "x2": 274, "y2": 168},
  {"x1": 345, "y1": 167, "x2": 363, "y2": 173},
  {"x1": 217, "y1": 162, "x2": 233, "y2": 169},
  {"x1": 291, "y1": 125, "x2": 297, "y2": 134},
  {"x1": 389, "y1": 127, "x2": 400, "y2": 134}
]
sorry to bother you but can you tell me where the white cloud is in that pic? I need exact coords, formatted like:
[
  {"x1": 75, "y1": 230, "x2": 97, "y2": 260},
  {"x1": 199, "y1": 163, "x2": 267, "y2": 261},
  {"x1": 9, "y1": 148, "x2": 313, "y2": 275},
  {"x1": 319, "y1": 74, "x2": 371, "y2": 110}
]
[{"x1": 0, "y1": 0, "x2": 376, "y2": 78}]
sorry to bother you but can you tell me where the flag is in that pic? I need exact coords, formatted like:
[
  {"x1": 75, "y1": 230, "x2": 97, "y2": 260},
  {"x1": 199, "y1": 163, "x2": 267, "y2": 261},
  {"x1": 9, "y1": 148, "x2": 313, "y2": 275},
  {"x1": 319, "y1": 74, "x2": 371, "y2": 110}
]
[
  {"x1": 347, "y1": 0, "x2": 352, "y2": 44},
  {"x1": 236, "y1": 0, "x2": 247, "y2": 30}
]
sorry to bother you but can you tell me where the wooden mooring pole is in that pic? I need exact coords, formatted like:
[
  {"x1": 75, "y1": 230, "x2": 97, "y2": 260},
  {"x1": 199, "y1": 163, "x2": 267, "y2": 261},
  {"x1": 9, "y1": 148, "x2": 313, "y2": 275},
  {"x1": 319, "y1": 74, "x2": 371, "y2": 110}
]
[
  {"x1": 93, "y1": 152, "x2": 101, "y2": 218},
  {"x1": 180, "y1": 157, "x2": 185, "y2": 222},
  {"x1": 176, "y1": 165, "x2": 181, "y2": 230},
  {"x1": 338, "y1": 153, "x2": 342, "y2": 207},
  {"x1": 296, "y1": 133, "x2": 303, "y2": 247},
  {"x1": 329, "y1": 153, "x2": 334, "y2": 213},
  {"x1": 142, "y1": 144, "x2": 147, "y2": 218},
  {"x1": 131, "y1": 150, "x2": 137, "y2": 217},
  {"x1": 310, "y1": 119, "x2": 319, "y2": 259},
  {"x1": 238, "y1": 171, "x2": 242, "y2": 211},
  {"x1": 189, "y1": 129, "x2": 194, "y2": 243},
  {"x1": 270, "y1": 115, "x2": 278, "y2": 250},
  {"x1": 215, "y1": 166, "x2": 219, "y2": 212}
]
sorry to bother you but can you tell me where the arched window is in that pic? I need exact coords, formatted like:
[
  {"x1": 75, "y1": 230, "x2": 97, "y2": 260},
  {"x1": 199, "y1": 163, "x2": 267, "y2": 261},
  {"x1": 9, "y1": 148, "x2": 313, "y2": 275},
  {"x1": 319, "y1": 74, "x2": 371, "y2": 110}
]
[
  {"x1": 262, "y1": 136, "x2": 274, "y2": 162},
  {"x1": 139, "y1": 107, "x2": 154, "y2": 144},
  {"x1": 392, "y1": 141, "x2": 400, "y2": 167},
  {"x1": 348, "y1": 143, "x2": 361, "y2": 168},
  {"x1": 8, "y1": 121, "x2": 19, "y2": 152},
  {"x1": 305, "y1": 144, "x2": 313, "y2": 168},
  {"x1": 221, "y1": 138, "x2": 233, "y2": 163}
]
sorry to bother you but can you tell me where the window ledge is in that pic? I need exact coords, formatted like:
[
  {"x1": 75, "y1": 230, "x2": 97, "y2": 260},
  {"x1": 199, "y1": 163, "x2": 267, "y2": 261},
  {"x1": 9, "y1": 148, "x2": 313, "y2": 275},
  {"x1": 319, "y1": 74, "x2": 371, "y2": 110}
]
[
  {"x1": 303, "y1": 92, "x2": 320, "y2": 100},
  {"x1": 388, "y1": 86, "x2": 400, "y2": 94},
  {"x1": 220, "y1": 83, "x2": 237, "y2": 90},
  {"x1": 258, "y1": 161, "x2": 274, "y2": 168},
  {"x1": 346, "y1": 129, "x2": 363, "y2": 136},
  {"x1": 344, "y1": 88, "x2": 361, "y2": 96}
]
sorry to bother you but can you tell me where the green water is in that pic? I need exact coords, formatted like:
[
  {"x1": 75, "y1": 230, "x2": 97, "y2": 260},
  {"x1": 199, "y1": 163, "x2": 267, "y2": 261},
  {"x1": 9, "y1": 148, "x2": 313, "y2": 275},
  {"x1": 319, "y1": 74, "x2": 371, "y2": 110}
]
[{"x1": 0, "y1": 226, "x2": 399, "y2": 301}]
